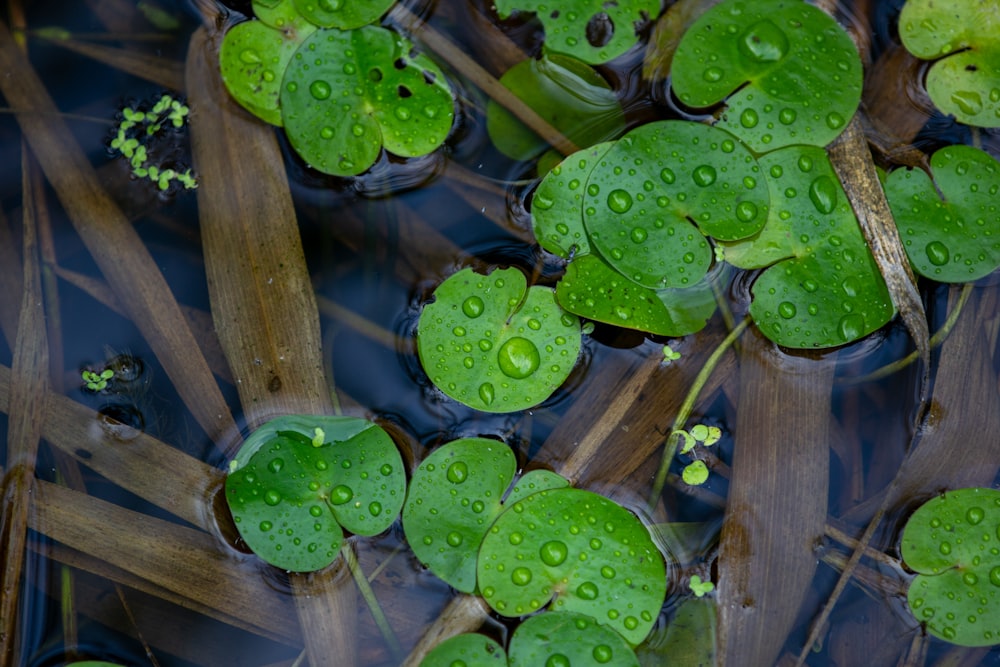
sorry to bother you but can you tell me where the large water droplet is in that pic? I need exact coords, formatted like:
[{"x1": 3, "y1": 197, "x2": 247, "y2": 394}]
[
  {"x1": 545, "y1": 654, "x2": 571, "y2": 667},
  {"x1": 539, "y1": 540, "x2": 568, "y2": 566},
  {"x1": 926, "y1": 241, "x2": 950, "y2": 266},
  {"x1": 369, "y1": 501, "x2": 382, "y2": 516},
  {"x1": 660, "y1": 167, "x2": 675, "y2": 184},
  {"x1": 576, "y1": 581, "x2": 599, "y2": 599},
  {"x1": 740, "y1": 108, "x2": 759, "y2": 128},
  {"x1": 511, "y1": 566, "x2": 533, "y2": 586},
  {"x1": 736, "y1": 201, "x2": 758, "y2": 222},
  {"x1": 967, "y1": 506, "x2": 985, "y2": 525},
  {"x1": 259, "y1": 520, "x2": 273, "y2": 532},
  {"x1": 497, "y1": 337, "x2": 540, "y2": 379},
  {"x1": 990, "y1": 566, "x2": 1000, "y2": 586},
  {"x1": 462, "y1": 296, "x2": 485, "y2": 318},
  {"x1": 809, "y1": 175, "x2": 838, "y2": 214},
  {"x1": 778, "y1": 301, "x2": 797, "y2": 319},
  {"x1": 838, "y1": 313, "x2": 865, "y2": 342},
  {"x1": 239, "y1": 49, "x2": 262, "y2": 64},
  {"x1": 951, "y1": 90, "x2": 984, "y2": 116},
  {"x1": 447, "y1": 461, "x2": 469, "y2": 484},
  {"x1": 309, "y1": 80, "x2": 332, "y2": 100},
  {"x1": 779, "y1": 107, "x2": 797, "y2": 125},
  {"x1": 630, "y1": 227, "x2": 648, "y2": 243},
  {"x1": 593, "y1": 644, "x2": 613, "y2": 663},
  {"x1": 330, "y1": 484, "x2": 353, "y2": 505},
  {"x1": 533, "y1": 192, "x2": 554, "y2": 210},
  {"x1": 825, "y1": 112, "x2": 845, "y2": 129},
  {"x1": 607, "y1": 189, "x2": 633, "y2": 213},
  {"x1": 446, "y1": 531, "x2": 463, "y2": 547},
  {"x1": 263, "y1": 489, "x2": 282, "y2": 506},
  {"x1": 268, "y1": 457, "x2": 284, "y2": 474},
  {"x1": 600, "y1": 565, "x2": 616, "y2": 579},
  {"x1": 703, "y1": 66, "x2": 724, "y2": 82},
  {"x1": 738, "y1": 19, "x2": 789, "y2": 62},
  {"x1": 692, "y1": 164, "x2": 717, "y2": 187}
]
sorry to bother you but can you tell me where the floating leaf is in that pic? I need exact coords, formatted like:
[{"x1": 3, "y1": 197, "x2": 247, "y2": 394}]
[
  {"x1": 508, "y1": 611, "x2": 641, "y2": 666},
  {"x1": 417, "y1": 267, "x2": 582, "y2": 413},
  {"x1": 477, "y1": 487, "x2": 666, "y2": 645},
  {"x1": 279, "y1": 25, "x2": 454, "y2": 176},
  {"x1": 556, "y1": 254, "x2": 717, "y2": 336},
  {"x1": 219, "y1": 13, "x2": 317, "y2": 126},
  {"x1": 493, "y1": 0, "x2": 660, "y2": 64},
  {"x1": 486, "y1": 54, "x2": 625, "y2": 162},
  {"x1": 293, "y1": 0, "x2": 394, "y2": 29},
  {"x1": 635, "y1": 597, "x2": 717, "y2": 666},
  {"x1": 226, "y1": 415, "x2": 404, "y2": 572},
  {"x1": 898, "y1": 0, "x2": 1000, "y2": 127},
  {"x1": 671, "y1": 0, "x2": 862, "y2": 151},
  {"x1": 253, "y1": 0, "x2": 309, "y2": 29},
  {"x1": 583, "y1": 120, "x2": 767, "y2": 289},
  {"x1": 419, "y1": 633, "x2": 508, "y2": 667},
  {"x1": 900, "y1": 487, "x2": 1000, "y2": 647},
  {"x1": 886, "y1": 145, "x2": 1000, "y2": 282},
  {"x1": 724, "y1": 145, "x2": 894, "y2": 348}
]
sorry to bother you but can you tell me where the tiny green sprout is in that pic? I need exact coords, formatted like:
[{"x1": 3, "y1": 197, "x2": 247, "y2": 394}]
[
  {"x1": 689, "y1": 424, "x2": 721, "y2": 446},
  {"x1": 311, "y1": 427, "x2": 325, "y2": 447},
  {"x1": 714, "y1": 244, "x2": 726, "y2": 263},
  {"x1": 111, "y1": 94, "x2": 198, "y2": 192},
  {"x1": 81, "y1": 368, "x2": 115, "y2": 392},
  {"x1": 228, "y1": 459, "x2": 239, "y2": 473},
  {"x1": 689, "y1": 574, "x2": 714, "y2": 597},
  {"x1": 681, "y1": 460, "x2": 709, "y2": 486},
  {"x1": 662, "y1": 343, "x2": 681, "y2": 365}
]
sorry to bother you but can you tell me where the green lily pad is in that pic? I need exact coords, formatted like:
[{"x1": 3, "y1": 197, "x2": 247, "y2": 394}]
[
  {"x1": 417, "y1": 267, "x2": 582, "y2": 413},
  {"x1": 253, "y1": 0, "x2": 309, "y2": 29},
  {"x1": 477, "y1": 487, "x2": 666, "y2": 645},
  {"x1": 486, "y1": 54, "x2": 625, "y2": 162},
  {"x1": 508, "y1": 611, "x2": 641, "y2": 666},
  {"x1": 226, "y1": 415, "x2": 404, "y2": 572},
  {"x1": 583, "y1": 120, "x2": 767, "y2": 289},
  {"x1": 723, "y1": 145, "x2": 894, "y2": 348},
  {"x1": 533, "y1": 142, "x2": 615, "y2": 257},
  {"x1": 219, "y1": 14, "x2": 317, "y2": 126},
  {"x1": 899, "y1": 0, "x2": 1000, "y2": 127},
  {"x1": 293, "y1": 0, "x2": 394, "y2": 29},
  {"x1": 279, "y1": 25, "x2": 454, "y2": 176},
  {"x1": 670, "y1": 0, "x2": 863, "y2": 151},
  {"x1": 886, "y1": 145, "x2": 1000, "y2": 283},
  {"x1": 403, "y1": 438, "x2": 569, "y2": 592},
  {"x1": 419, "y1": 633, "x2": 508, "y2": 667},
  {"x1": 556, "y1": 254, "x2": 717, "y2": 336},
  {"x1": 493, "y1": 0, "x2": 660, "y2": 64},
  {"x1": 900, "y1": 487, "x2": 1000, "y2": 647}
]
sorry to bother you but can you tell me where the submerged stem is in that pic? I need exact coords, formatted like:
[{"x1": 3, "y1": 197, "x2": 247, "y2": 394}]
[
  {"x1": 647, "y1": 316, "x2": 750, "y2": 511},
  {"x1": 342, "y1": 542, "x2": 403, "y2": 664}
]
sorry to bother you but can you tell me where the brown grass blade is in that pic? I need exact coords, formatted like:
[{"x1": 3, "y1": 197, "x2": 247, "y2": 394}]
[
  {"x1": 717, "y1": 330, "x2": 833, "y2": 667},
  {"x1": 0, "y1": 210, "x2": 22, "y2": 349},
  {"x1": 0, "y1": 17, "x2": 238, "y2": 447}
]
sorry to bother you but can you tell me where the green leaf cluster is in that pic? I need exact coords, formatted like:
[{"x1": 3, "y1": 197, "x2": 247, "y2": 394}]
[{"x1": 218, "y1": 0, "x2": 455, "y2": 176}]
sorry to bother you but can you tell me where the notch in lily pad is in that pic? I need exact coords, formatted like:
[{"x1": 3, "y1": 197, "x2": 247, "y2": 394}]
[
  {"x1": 416, "y1": 266, "x2": 582, "y2": 413},
  {"x1": 670, "y1": 0, "x2": 863, "y2": 151},
  {"x1": 900, "y1": 487, "x2": 1000, "y2": 647},
  {"x1": 886, "y1": 144, "x2": 1000, "y2": 282},
  {"x1": 898, "y1": 0, "x2": 1000, "y2": 127},
  {"x1": 225, "y1": 415, "x2": 405, "y2": 572}
]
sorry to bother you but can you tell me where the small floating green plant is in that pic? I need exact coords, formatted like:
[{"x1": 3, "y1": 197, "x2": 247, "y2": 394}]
[
  {"x1": 900, "y1": 487, "x2": 1000, "y2": 647},
  {"x1": 225, "y1": 415, "x2": 405, "y2": 572},
  {"x1": 898, "y1": 0, "x2": 1000, "y2": 127},
  {"x1": 109, "y1": 94, "x2": 198, "y2": 191},
  {"x1": 416, "y1": 266, "x2": 582, "y2": 413}
]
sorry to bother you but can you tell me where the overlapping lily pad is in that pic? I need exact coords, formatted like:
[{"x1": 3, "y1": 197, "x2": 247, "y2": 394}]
[
  {"x1": 493, "y1": 0, "x2": 660, "y2": 64},
  {"x1": 477, "y1": 487, "x2": 666, "y2": 645},
  {"x1": 670, "y1": 0, "x2": 863, "y2": 151},
  {"x1": 886, "y1": 145, "x2": 1000, "y2": 282},
  {"x1": 292, "y1": 0, "x2": 394, "y2": 29},
  {"x1": 900, "y1": 487, "x2": 1000, "y2": 647},
  {"x1": 898, "y1": 0, "x2": 1000, "y2": 127},
  {"x1": 402, "y1": 438, "x2": 569, "y2": 592},
  {"x1": 723, "y1": 145, "x2": 894, "y2": 348},
  {"x1": 582, "y1": 120, "x2": 767, "y2": 289},
  {"x1": 417, "y1": 267, "x2": 582, "y2": 412},
  {"x1": 226, "y1": 415, "x2": 404, "y2": 571},
  {"x1": 419, "y1": 633, "x2": 507, "y2": 666},
  {"x1": 280, "y1": 26, "x2": 454, "y2": 176}
]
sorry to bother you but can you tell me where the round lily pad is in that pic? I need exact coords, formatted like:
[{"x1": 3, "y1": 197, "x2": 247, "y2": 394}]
[
  {"x1": 583, "y1": 120, "x2": 767, "y2": 290},
  {"x1": 219, "y1": 15, "x2": 317, "y2": 126},
  {"x1": 493, "y1": 0, "x2": 660, "y2": 64},
  {"x1": 900, "y1": 487, "x2": 1000, "y2": 647},
  {"x1": 556, "y1": 254, "x2": 717, "y2": 336},
  {"x1": 417, "y1": 267, "x2": 582, "y2": 413},
  {"x1": 899, "y1": 0, "x2": 1000, "y2": 127},
  {"x1": 886, "y1": 144, "x2": 1000, "y2": 283},
  {"x1": 419, "y1": 633, "x2": 508, "y2": 667},
  {"x1": 486, "y1": 54, "x2": 625, "y2": 162},
  {"x1": 509, "y1": 611, "x2": 640, "y2": 666},
  {"x1": 723, "y1": 145, "x2": 894, "y2": 348},
  {"x1": 226, "y1": 415, "x2": 404, "y2": 572},
  {"x1": 533, "y1": 142, "x2": 615, "y2": 257},
  {"x1": 293, "y1": 0, "x2": 394, "y2": 29},
  {"x1": 253, "y1": 0, "x2": 309, "y2": 30},
  {"x1": 671, "y1": 0, "x2": 862, "y2": 151},
  {"x1": 477, "y1": 487, "x2": 666, "y2": 645},
  {"x1": 279, "y1": 25, "x2": 455, "y2": 176}
]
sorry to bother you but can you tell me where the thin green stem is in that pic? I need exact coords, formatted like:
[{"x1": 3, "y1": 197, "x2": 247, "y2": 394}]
[
  {"x1": 342, "y1": 542, "x2": 403, "y2": 664},
  {"x1": 647, "y1": 316, "x2": 750, "y2": 512}
]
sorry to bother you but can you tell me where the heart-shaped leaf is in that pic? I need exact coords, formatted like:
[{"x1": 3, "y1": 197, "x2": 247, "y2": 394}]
[
  {"x1": 900, "y1": 487, "x2": 1000, "y2": 647},
  {"x1": 417, "y1": 267, "x2": 582, "y2": 413},
  {"x1": 493, "y1": 0, "x2": 660, "y2": 64},
  {"x1": 886, "y1": 144, "x2": 1000, "y2": 282},
  {"x1": 477, "y1": 487, "x2": 666, "y2": 645},
  {"x1": 279, "y1": 25, "x2": 455, "y2": 176},
  {"x1": 671, "y1": 0, "x2": 862, "y2": 151},
  {"x1": 226, "y1": 415, "x2": 404, "y2": 572},
  {"x1": 292, "y1": 0, "x2": 394, "y2": 29},
  {"x1": 723, "y1": 145, "x2": 894, "y2": 348},
  {"x1": 419, "y1": 633, "x2": 508, "y2": 666},
  {"x1": 509, "y1": 611, "x2": 641, "y2": 665},
  {"x1": 899, "y1": 0, "x2": 1000, "y2": 127},
  {"x1": 582, "y1": 120, "x2": 767, "y2": 289}
]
